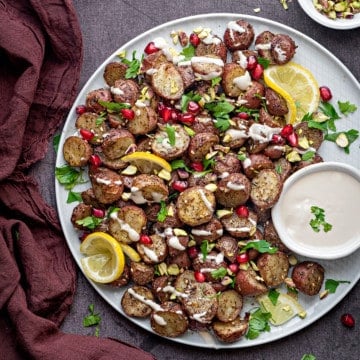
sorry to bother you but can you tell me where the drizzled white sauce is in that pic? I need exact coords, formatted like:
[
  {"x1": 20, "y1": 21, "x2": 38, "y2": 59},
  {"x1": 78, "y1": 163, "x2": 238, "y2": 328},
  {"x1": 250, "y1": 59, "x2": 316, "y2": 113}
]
[
  {"x1": 191, "y1": 311, "x2": 208, "y2": 323},
  {"x1": 153, "y1": 314, "x2": 167, "y2": 326},
  {"x1": 168, "y1": 236, "x2": 186, "y2": 251},
  {"x1": 198, "y1": 189, "x2": 214, "y2": 213},
  {"x1": 110, "y1": 212, "x2": 140, "y2": 242},
  {"x1": 225, "y1": 128, "x2": 247, "y2": 140},
  {"x1": 95, "y1": 177, "x2": 112, "y2": 185},
  {"x1": 226, "y1": 182, "x2": 245, "y2": 191},
  {"x1": 128, "y1": 288, "x2": 163, "y2": 312},
  {"x1": 248, "y1": 123, "x2": 282, "y2": 143},
  {"x1": 110, "y1": 87, "x2": 124, "y2": 96},
  {"x1": 141, "y1": 245, "x2": 159, "y2": 263},
  {"x1": 191, "y1": 229, "x2": 212, "y2": 236},
  {"x1": 234, "y1": 50, "x2": 248, "y2": 68},
  {"x1": 162, "y1": 285, "x2": 188, "y2": 299},
  {"x1": 255, "y1": 43, "x2": 271, "y2": 50},
  {"x1": 191, "y1": 56, "x2": 224, "y2": 67},
  {"x1": 273, "y1": 45, "x2": 287, "y2": 63},
  {"x1": 233, "y1": 71, "x2": 252, "y2": 91},
  {"x1": 242, "y1": 158, "x2": 252, "y2": 169}
]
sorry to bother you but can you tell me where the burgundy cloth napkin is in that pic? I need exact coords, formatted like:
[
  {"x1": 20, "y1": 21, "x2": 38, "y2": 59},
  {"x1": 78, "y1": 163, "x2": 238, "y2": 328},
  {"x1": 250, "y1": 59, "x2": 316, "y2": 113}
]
[{"x1": 0, "y1": 1, "x2": 155, "y2": 359}]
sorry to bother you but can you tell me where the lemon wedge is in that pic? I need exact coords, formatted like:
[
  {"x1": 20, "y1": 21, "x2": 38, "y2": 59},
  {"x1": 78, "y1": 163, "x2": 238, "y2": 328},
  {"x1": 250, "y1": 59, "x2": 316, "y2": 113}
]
[
  {"x1": 119, "y1": 243, "x2": 141, "y2": 262},
  {"x1": 263, "y1": 62, "x2": 320, "y2": 124},
  {"x1": 80, "y1": 232, "x2": 125, "y2": 283},
  {"x1": 257, "y1": 292, "x2": 306, "y2": 326},
  {"x1": 121, "y1": 151, "x2": 172, "y2": 174}
]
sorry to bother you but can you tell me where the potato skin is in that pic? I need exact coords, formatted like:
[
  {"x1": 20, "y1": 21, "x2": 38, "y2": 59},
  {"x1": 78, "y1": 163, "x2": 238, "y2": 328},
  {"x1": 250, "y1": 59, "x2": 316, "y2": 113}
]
[
  {"x1": 256, "y1": 251, "x2": 289, "y2": 287},
  {"x1": 216, "y1": 289, "x2": 243, "y2": 322},
  {"x1": 121, "y1": 285, "x2": 155, "y2": 318},
  {"x1": 63, "y1": 136, "x2": 92, "y2": 167},
  {"x1": 234, "y1": 268, "x2": 267, "y2": 296},
  {"x1": 212, "y1": 317, "x2": 248, "y2": 343},
  {"x1": 292, "y1": 261, "x2": 325, "y2": 296}
]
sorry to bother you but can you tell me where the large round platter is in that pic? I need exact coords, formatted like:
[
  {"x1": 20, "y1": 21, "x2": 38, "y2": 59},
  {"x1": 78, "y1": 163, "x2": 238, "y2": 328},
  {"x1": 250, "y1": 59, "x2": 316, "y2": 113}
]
[{"x1": 55, "y1": 13, "x2": 360, "y2": 349}]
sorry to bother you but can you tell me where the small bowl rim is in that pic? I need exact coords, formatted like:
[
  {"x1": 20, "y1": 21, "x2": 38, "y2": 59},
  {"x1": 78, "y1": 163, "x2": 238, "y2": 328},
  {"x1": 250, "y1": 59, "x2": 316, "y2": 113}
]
[
  {"x1": 271, "y1": 162, "x2": 360, "y2": 260},
  {"x1": 297, "y1": 0, "x2": 360, "y2": 30}
]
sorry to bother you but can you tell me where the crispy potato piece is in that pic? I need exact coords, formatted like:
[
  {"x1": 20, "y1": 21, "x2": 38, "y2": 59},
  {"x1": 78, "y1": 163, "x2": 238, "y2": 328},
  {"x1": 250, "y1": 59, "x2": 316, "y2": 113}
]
[{"x1": 216, "y1": 290, "x2": 243, "y2": 322}]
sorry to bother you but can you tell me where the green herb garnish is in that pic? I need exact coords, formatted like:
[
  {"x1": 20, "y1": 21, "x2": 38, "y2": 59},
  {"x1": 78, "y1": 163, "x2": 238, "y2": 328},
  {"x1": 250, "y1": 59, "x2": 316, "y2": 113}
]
[
  {"x1": 55, "y1": 165, "x2": 84, "y2": 190},
  {"x1": 338, "y1": 100, "x2": 357, "y2": 116},
  {"x1": 268, "y1": 289, "x2": 280, "y2": 306},
  {"x1": 165, "y1": 124, "x2": 176, "y2": 146},
  {"x1": 200, "y1": 240, "x2": 215, "y2": 261},
  {"x1": 301, "y1": 355, "x2": 317, "y2": 360},
  {"x1": 53, "y1": 134, "x2": 60, "y2": 153},
  {"x1": 204, "y1": 100, "x2": 235, "y2": 132},
  {"x1": 246, "y1": 308, "x2": 271, "y2": 340},
  {"x1": 180, "y1": 91, "x2": 202, "y2": 112},
  {"x1": 309, "y1": 206, "x2": 332, "y2": 233},
  {"x1": 76, "y1": 216, "x2": 103, "y2": 230},
  {"x1": 241, "y1": 240, "x2": 278, "y2": 254},
  {"x1": 121, "y1": 51, "x2": 142, "y2": 79},
  {"x1": 157, "y1": 200, "x2": 168, "y2": 222},
  {"x1": 83, "y1": 304, "x2": 101, "y2": 337},
  {"x1": 325, "y1": 279, "x2": 350, "y2": 293},
  {"x1": 98, "y1": 100, "x2": 130, "y2": 113},
  {"x1": 67, "y1": 190, "x2": 82, "y2": 204},
  {"x1": 211, "y1": 267, "x2": 227, "y2": 280},
  {"x1": 301, "y1": 150, "x2": 315, "y2": 161},
  {"x1": 180, "y1": 44, "x2": 195, "y2": 61}
]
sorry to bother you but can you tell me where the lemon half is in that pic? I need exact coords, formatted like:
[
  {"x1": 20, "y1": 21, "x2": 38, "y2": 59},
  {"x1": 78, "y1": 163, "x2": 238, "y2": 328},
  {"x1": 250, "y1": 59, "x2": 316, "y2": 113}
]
[
  {"x1": 263, "y1": 62, "x2": 320, "y2": 124},
  {"x1": 121, "y1": 151, "x2": 172, "y2": 174},
  {"x1": 80, "y1": 232, "x2": 125, "y2": 283}
]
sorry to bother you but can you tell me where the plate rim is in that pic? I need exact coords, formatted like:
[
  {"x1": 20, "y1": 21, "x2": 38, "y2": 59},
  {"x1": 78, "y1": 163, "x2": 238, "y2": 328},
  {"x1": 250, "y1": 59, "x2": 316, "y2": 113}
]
[{"x1": 55, "y1": 12, "x2": 360, "y2": 349}]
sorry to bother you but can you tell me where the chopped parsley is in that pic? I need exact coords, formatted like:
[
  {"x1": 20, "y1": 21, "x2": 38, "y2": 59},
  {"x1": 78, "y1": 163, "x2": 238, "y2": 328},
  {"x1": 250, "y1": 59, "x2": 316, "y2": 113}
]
[
  {"x1": 165, "y1": 124, "x2": 176, "y2": 146},
  {"x1": 53, "y1": 134, "x2": 60, "y2": 153},
  {"x1": 76, "y1": 216, "x2": 103, "y2": 230},
  {"x1": 180, "y1": 91, "x2": 202, "y2": 112},
  {"x1": 200, "y1": 240, "x2": 215, "y2": 261},
  {"x1": 157, "y1": 200, "x2": 168, "y2": 222},
  {"x1": 180, "y1": 44, "x2": 195, "y2": 61},
  {"x1": 121, "y1": 51, "x2": 143, "y2": 79},
  {"x1": 98, "y1": 100, "x2": 130, "y2": 113},
  {"x1": 67, "y1": 190, "x2": 82, "y2": 204},
  {"x1": 211, "y1": 267, "x2": 227, "y2": 280},
  {"x1": 83, "y1": 304, "x2": 101, "y2": 337},
  {"x1": 204, "y1": 100, "x2": 235, "y2": 132},
  {"x1": 309, "y1": 206, "x2": 332, "y2": 233},
  {"x1": 268, "y1": 289, "x2": 280, "y2": 306},
  {"x1": 338, "y1": 100, "x2": 357, "y2": 116},
  {"x1": 246, "y1": 308, "x2": 271, "y2": 340},
  {"x1": 325, "y1": 279, "x2": 350, "y2": 293},
  {"x1": 55, "y1": 165, "x2": 84, "y2": 190},
  {"x1": 241, "y1": 240, "x2": 278, "y2": 254}
]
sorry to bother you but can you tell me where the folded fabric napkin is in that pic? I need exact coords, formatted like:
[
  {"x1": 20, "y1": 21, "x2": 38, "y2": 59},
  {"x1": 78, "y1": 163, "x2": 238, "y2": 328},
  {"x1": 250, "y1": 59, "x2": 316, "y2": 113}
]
[{"x1": 0, "y1": 1, "x2": 155, "y2": 359}]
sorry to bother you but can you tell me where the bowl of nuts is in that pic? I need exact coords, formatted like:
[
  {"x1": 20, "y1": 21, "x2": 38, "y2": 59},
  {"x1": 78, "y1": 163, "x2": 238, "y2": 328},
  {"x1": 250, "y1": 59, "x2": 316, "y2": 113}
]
[{"x1": 298, "y1": 0, "x2": 360, "y2": 29}]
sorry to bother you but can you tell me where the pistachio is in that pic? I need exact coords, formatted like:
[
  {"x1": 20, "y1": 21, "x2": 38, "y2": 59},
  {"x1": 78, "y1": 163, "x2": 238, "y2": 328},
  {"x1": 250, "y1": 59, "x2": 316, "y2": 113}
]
[
  {"x1": 216, "y1": 209, "x2": 233, "y2": 218},
  {"x1": 121, "y1": 164, "x2": 138, "y2": 175},
  {"x1": 319, "y1": 289, "x2": 329, "y2": 299},
  {"x1": 158, "y1": 169, "x2": 172, "y2": 181},
  {"x1": 167, "y1": 264, "x2": 180, "y2": 275},
  {"x1": 173, "y1": 228, "x2": 187, "y2": 236},
  {"x1": 335, "y1": 133, "x2": 349, "y2": 148},
  {"x1": 204, "y1": 183, "x2": 218, "y2": 192},
  {"x1": 157, "y1": 262, "x2": 168, "y2": 276},
  {"x1": 314, "y1": 0, "x2": 359, "y2": 20}
]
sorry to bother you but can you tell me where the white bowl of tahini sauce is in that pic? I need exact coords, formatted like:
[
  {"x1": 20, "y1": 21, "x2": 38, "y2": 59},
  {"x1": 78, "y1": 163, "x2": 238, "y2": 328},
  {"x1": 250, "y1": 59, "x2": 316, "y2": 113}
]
[{"x1": 272, "y1": 162, "x2": 360, "y2": 260}]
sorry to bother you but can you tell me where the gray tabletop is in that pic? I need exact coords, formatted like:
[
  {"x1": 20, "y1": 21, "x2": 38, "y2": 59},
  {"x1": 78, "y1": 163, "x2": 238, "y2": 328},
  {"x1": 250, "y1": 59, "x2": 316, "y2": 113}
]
[{"x1": 32, "y1": 1, "x2": 360, "y2": 359}]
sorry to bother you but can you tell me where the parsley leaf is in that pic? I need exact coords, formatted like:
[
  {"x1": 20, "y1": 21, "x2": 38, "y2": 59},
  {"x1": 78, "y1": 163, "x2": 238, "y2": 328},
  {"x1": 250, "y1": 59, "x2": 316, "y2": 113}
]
[
  {"x1": 301, "y1": 355, "x2": 317, "y2": 360},
  {"x1": 180, "y1": 91, "x2": 202, "y2": 112},
  {"x1": 257, "y1": 57, "x2": 270, "y2": 69},
  {"x1": 165, "y1": 124, "x2": 176, "y2": 146},
  {"x1": 55, "y1": 165, "x2": 84, "y2": 190},
  {"x1": 338, "y1": 100, "x2": 357, "y2": 116},
  {"x1": 83, "y1": 304, "x2": 101, "y2": 337},
  {"x1": 76, "y1": 216, "x2": 103, "y2": 230},
  {"x1": 268, "y1": 289, "x2": 280, "y2": 306},
  {"x1": 200, "y1": 240, "x2": 215, "y2": 261},
  {"x1": 121, "y1": 51, "x2": 142, "y2": 79},
  {"x1": 53, "y1": 134, "x2": 60, "y2": 153},
  {"x1": 325, "y1": 279, "x2": 350, "y2": 293},
  {"x1": 205, "y1": 100, "x2": 235, "y2": 132},
  {"x1": 180, "y1": 44, "x2": 195, "y2": 61},
  {"x1": 157, "y1": 200, "x2": 168, "y2": 222},
  {"x1": 246, "y1": 308, "x2": 271, "y2": 340},
  {"x1": 309, "y1": 206, "x2": 332, "y2": 233},
  {"x1": 301, "y1": 150, "x2": 315, "y2": 161},
  {"x1": 211, "y1": 267, "x2": 227, "y2": 280},
  {"x1": 241, "y1": 240, "x2": 278, "y2": 254},
  {"x1": 98, "y1": 100, "x2": 130, "y2": 113},
  {"x1": 325, "y1": 129, "x2": 359, "y2": 154},
  {"x1": 67, "y1": 190, "x2": 82, "y2": 204},
  {"x1": 170, "y1": 159, "x2": 192, "y2": 172},
  {"x1": 211, "y1": 76, "x2": 222, "y2": 87}
]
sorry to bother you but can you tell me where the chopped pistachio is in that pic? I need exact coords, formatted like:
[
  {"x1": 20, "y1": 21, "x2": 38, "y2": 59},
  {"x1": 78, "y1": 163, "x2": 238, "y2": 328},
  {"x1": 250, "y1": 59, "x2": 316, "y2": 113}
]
[
  {"x1": 121, "y1": 164, "x2": 137, "y2": 175},
  {"x1": 216, "y1": 209, "x2": 233, "y2": 218},
  {"x1": 173, "y1": 228, "x2": 187, "y2": 236},
  {"x1": 320, "y1": 289, "x2": 329, "y2": 299},
  {"x1": 158, "y1": 169, "x2": 172, "y2": 181},
  {"x1": 335, "y1": 133, "x2": 349, "y2": 148},
  {"x1": 157, "y1": 262, "x2": 168, "y2": 276},
  {"x1": 167, "y1": 264, "x2": 180, "y2": 275},
  {"x1": 288, "y1": 254, "x2": 298, "y2": 266},
  {"x1": 204, "y1": 183, "x2": 218, "y2": 192}
]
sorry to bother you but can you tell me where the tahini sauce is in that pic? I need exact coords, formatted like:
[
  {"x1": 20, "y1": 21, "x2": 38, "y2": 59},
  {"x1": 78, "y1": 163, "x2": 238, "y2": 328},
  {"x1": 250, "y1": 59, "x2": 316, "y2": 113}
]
[{"x1": 278, "y1": 170, "x2": 360, "y2": 249}]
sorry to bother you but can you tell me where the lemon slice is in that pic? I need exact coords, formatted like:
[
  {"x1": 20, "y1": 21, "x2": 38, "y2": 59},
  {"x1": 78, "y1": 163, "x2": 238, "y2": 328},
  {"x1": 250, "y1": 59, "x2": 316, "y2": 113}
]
[
  {"x1": 119, "y1": 243, "x2": 141, "y2": 262},
  {"x1": 257, "y1": 292, "x2": 306, "y2": 326},
  {"x1": 263, "y1": 62, "x2": 320, "y2": 124},
  {"x1": 121, "y1": 151, "x2": 172, "y2": 174},
  {"x1": 80, "y1": 232, "x2": 125, "y2": 283}
]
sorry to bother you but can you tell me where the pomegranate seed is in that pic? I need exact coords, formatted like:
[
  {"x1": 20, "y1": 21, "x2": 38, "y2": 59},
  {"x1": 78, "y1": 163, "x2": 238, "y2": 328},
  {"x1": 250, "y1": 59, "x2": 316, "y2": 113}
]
[
  {"x1": 319, "y1": 86, "x2": 332, "y2": 102},
  {"x1": 228, "y1": 263, "x2": 239, "y2": 274},
  {"x1": 194, "y1": 270, "x2": 206, "y2": 283},
  {"x1": 280, "y1": 124, "x2": 294, "y2": 138},
  {"x1": 121, "y1": 108, "x2": 135, "y2": 120},
  {"x1": 140, "y1": 234, "x2": 152, "y2": 245},
  {"x1": 237, "y1": 112, "x2": 250, "y2": 120},
  {"x1": 179, "y1": 112, "x2": 195, "y2": 124},
  {"x1": 187, "y1": 246, "x2": 199, "y2": 259},
  {"x1": 92, "y1": 208, "x2": 105, "y2": 218},
  {"x1": 251, "y1": 63, "x2": 264, "y2": 80},
  {"x1": 287, "y1": 132, "x2": 298, "y2": 147},
  {"x1": 189, "y1": 33, "x2": 200, "y2": 47},
  {"x1": 144, "y1": 41, "x2": 159, "y2": 55},
  {"x1": 160, "y1": 106, "x2": 172, "y2": 122},
  {"x1": 235, "y1": 205, "x2": 249, "y2": 218},
  {"x1": 341, "y1": 313, "x2": 355, "y2": 328},
  {"x1": 89, "y1": 154, "x2": 102, "y2": 168},
  {"x1": 171, "y1": 109, "x2": 180, "y2": 122},
  {"x1": 272, "y1": 133, "x2": 285, "y2": 145},
  {"x1": 246, "y1": 55, "x2": 258, "y2": 71},
  {"x1": 236, "y1": 252, "x2": 249, "y2": 264},
  {"x1": 191, "y1": 162, "x2": 204, "y2": 172},
  {"x1": 172, "y1": 180, "x2": 188, "y2": 192},
  {"x1": 79, "y1": 128, "x2": 94, "y2": 141},
  {"x1": 187, "y1": 101, "x2": 201, "y2": 115},
  {"x1": 75, "y1": 104, "x2": 87, "y2": 115}
]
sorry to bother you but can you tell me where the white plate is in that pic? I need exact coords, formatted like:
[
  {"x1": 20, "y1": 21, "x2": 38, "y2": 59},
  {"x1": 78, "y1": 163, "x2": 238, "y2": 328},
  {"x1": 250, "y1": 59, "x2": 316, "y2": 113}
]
[
  {"x1": 55, "y1": 13, "x2": 360, "y2": 349},
  {"x1": 298, "y1": 0, "x2": 360, "y2": 30}
]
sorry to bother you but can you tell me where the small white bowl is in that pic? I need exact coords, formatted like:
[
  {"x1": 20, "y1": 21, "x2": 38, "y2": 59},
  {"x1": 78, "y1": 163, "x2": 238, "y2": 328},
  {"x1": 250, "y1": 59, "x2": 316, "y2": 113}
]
[
  {"x1": 298, "y1": 0, "x2": 360, "y2": 30},
  {"x1": 272, "y1": 162, "x2": 360, "y2": 260}
]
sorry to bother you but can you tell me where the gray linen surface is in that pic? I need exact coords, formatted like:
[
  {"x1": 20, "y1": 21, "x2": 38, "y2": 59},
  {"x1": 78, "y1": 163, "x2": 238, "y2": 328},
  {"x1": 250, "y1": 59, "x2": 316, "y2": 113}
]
[{"x1": 31, "y1": 1, "x2": 360, "y2": 359}]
